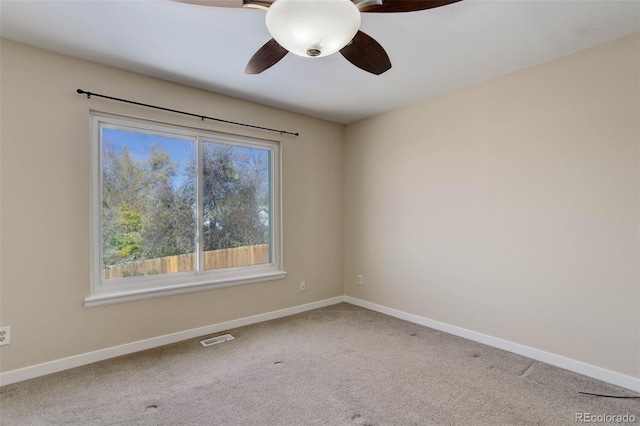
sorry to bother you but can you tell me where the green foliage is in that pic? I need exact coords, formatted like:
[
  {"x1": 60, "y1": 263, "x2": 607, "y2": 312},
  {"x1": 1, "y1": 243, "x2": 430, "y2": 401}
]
[
  {"x1": 114, "y1": 204, "x2": 143, "y2": 259},
  {"x1": 102, "y1": 145, "x2": 148, "y2": 266},
  {"x1": 143, "y1": 181, "x2": 195, "y2": 259},
  {"x1": 200, "y1": 143, "x2": 269, "y2": 252}
]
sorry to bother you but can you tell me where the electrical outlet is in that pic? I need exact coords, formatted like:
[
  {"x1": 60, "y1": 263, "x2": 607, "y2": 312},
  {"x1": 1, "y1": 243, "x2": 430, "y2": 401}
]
[
  {"x1": 357, "y1": 275, "x2": 363, "y2": 285},
  {"x1": 0, "y1": 326, "x2": 11, "y2": 346},
  {"x1": 299, "y1": 281, "x2": 306, "y2": 292}
]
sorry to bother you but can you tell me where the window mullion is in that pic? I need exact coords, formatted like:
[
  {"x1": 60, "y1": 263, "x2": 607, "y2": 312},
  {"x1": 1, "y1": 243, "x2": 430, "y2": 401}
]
[{"x1": 197, "y1": 136, "x2": 204, "y2": 274}]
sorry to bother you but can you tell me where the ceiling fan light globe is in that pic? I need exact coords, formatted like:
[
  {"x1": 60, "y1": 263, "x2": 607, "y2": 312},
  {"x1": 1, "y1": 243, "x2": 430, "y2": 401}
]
[{"x1": 266, "y1": 0, "x2": 361, "y2": 58}]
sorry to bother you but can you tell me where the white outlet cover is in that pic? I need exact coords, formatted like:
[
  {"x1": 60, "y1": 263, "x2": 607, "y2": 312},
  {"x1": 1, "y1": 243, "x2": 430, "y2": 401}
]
[{"x1": 0, "y1": 326, "x2": 11, "y2": 346}]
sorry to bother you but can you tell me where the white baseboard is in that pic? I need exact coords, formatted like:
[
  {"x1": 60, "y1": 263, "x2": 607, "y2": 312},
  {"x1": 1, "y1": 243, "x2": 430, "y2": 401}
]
[
  {"x1": 3, "y1": 295, "x2": 639, "y2": 393},
  {"x1": 0, "y1": 296, "x2": 344, "y2": 386},
  {"x1": 344, "y1": 296, "x2": 640, "y2": 393}
]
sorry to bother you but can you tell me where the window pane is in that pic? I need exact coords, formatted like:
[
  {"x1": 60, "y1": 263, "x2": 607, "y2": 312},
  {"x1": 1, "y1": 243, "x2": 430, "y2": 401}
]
[
  {"x1": 202, "y1": 141, "x2": 271, "y2": 270},
  {"x1": 101, "y1": 127, "x2": 197, "y2": 279}
]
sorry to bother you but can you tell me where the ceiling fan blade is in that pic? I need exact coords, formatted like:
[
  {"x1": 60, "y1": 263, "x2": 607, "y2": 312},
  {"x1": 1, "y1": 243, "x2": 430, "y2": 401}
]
[
  {"x1": 245, "y1": 39, "x2": 288, "y2": 74},
  {"x1": 340, "y1": 31, "x2": 391, "y2": 75},
  {"x1": 171, "y1": 0, "x2": 274, "y2": 8},
  {"x1": 172, "y1": 0, "x2": 244, "y2": 8},
  {"x1": 359, "y1": 0, "x2": 462, "y2": 13}
]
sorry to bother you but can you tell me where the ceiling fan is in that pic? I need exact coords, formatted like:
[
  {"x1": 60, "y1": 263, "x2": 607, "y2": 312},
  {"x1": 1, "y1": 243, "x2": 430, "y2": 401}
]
[{"x1": 174, "y1": 0, "x2": 462, "y2": 75}]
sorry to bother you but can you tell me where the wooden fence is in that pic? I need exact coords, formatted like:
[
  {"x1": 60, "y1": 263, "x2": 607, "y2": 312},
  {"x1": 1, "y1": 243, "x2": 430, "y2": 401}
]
[{"x1": 102, "y1": 244, "x2": 269, "y2": 279}]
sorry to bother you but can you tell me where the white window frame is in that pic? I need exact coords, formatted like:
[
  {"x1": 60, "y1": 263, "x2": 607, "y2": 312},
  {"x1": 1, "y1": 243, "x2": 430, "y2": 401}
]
[{"x1": 86, "y1": 112, "x2": 285, "y2": 307}]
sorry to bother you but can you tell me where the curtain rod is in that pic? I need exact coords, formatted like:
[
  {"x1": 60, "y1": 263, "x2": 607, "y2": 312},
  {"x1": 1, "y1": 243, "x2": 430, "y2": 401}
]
[{"x1": 76, "y1": 89, "x2": 299, "y2": 137}]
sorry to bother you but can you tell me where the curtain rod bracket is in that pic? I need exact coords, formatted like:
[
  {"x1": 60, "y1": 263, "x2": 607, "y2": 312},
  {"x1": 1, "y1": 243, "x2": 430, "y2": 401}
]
[{"x1": 75, "y1": 88, "x2": 299, "y2": 137}]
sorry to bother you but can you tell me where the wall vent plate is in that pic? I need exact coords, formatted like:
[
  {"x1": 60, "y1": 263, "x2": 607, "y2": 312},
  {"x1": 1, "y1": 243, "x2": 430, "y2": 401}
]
[{"x1": 200, "y1": 334, "x2": 234, "y2": 347}]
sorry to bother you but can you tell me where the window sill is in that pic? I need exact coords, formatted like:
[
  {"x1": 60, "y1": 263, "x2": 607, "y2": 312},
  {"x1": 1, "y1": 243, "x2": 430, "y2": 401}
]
[{"x1": 84, "y1": 270, "x2": 287, "y2": 308}]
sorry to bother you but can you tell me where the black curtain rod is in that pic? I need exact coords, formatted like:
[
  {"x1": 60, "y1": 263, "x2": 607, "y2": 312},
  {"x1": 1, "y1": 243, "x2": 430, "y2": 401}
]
[{"x1": 76, "y1": 89, "x2": 299, "y2": 137}]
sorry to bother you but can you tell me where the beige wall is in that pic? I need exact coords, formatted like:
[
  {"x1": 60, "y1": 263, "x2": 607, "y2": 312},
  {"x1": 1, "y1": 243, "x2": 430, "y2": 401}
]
[
  {"x1": 0, "y1": 40, "x2": 344, "y2": 372},
  {"x1": 345, "y1": 34, "x2": 640, "y2": 378}
]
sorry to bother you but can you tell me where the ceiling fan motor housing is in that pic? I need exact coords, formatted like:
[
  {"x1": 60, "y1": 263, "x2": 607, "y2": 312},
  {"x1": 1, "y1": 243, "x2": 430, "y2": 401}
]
[{"x1": 265, "y1": 0, "x2": 361, "y2": 58}]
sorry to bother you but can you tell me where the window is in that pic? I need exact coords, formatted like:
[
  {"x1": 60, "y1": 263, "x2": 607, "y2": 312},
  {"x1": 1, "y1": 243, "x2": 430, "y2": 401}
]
[{"x1": 87, "y1": 113, "x2": 285, "y2": 307}]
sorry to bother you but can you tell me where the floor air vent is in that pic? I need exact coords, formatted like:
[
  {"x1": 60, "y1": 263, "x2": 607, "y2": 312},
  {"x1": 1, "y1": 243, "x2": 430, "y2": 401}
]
[{"x1": 200, "y1": 334, "x2": 234, "y2": 347}]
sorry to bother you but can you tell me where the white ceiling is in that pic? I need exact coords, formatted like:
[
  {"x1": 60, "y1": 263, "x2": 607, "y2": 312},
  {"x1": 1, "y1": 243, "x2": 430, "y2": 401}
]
[{"x1": 1, "y1": 0, "x2": 638, "y2": 124}]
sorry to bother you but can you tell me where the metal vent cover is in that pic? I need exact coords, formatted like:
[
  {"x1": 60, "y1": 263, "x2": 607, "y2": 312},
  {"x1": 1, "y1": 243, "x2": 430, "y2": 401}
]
[{"x1": 200, "y1": 334, "x2": 234, "y2": 347}]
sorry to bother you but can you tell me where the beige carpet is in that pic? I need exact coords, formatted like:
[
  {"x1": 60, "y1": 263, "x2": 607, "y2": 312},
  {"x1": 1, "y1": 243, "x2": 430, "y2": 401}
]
[{"x1": 1, "y1": 303, "x2": 638, "y2": 425}]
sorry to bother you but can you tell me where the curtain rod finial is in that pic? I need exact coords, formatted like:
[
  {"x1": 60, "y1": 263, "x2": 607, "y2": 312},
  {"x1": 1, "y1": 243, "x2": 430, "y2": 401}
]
[{"x1": 76, "y1": 89, "x2": 90, "y2": 99}]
